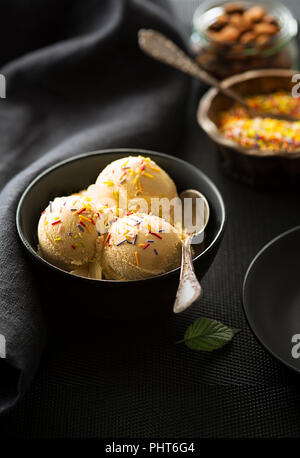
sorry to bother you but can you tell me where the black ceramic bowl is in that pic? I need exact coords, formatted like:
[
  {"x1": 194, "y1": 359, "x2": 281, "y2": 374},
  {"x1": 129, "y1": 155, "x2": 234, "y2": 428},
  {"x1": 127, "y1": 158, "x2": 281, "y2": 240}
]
[{"x1": 16, "y1": 149, "x2": 225, "y2": 318}]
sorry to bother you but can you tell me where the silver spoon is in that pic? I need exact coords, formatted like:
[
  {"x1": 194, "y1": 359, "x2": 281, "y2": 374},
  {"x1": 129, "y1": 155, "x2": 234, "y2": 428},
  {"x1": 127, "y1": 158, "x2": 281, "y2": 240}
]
[
  {"x1": 138, "y1": 29, "x2": 297, "y2": 123},
  {"x1": 174, "y1": 189, "x2": 210, "y2": 314}
]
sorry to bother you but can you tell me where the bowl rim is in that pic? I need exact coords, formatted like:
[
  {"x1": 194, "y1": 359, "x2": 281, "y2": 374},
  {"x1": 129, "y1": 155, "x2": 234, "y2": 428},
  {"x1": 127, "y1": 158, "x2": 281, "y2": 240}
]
[
  {"x1": 197, "y1": 68, "x2": 300, "y2": 159},
  {"x1": 16, "y1": 148, "x2": 226, "y2": 285}
]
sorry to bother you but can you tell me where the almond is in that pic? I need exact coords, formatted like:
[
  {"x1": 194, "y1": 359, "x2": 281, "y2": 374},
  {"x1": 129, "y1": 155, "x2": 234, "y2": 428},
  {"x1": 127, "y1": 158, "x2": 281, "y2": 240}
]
[
  {"x1": 240, "y1": 31, "x2": 257, "y2": 44},
  {"x1": 254, "y1": 22, "x2": 279, "y2": 35},
  {"x1": 219, "y1": 25, "x2": 240, "y2": 42},
  {"x1": 230, "y1": 43, "x2": 245, "y2": 54},
  {"x1": 209, "y1": 13, "x2": 229, "y2": 31},
  {"x1": 256, "y1": 34, "x2": 271, "y2": 46},
  {"x1": 230, "y1": 13, "x2": 242, "y2": 27},
  {"x1": 263, "y1": 14, "x2": 278, "y2": 25},
  {"x1": 237, "y1": 15, "x2": 252, "y2": 33},
  {"x1": 224, "y1": 3, "x2": 245, "y2": 14},
  {"x1": 244, "y1": 6, "x2": 265, "y2": 23}
]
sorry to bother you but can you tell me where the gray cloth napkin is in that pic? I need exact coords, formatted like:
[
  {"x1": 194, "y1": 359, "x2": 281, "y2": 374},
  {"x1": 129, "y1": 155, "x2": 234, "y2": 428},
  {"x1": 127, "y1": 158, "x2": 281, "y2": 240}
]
[{"x1": 0, "y1": 0, "x2": 188, "y2": 414}]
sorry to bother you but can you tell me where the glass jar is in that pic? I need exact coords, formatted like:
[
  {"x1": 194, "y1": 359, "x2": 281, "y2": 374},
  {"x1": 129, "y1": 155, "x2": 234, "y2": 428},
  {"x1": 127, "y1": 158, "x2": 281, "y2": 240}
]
[{"x1": 191, "y1": 0, "x2": 298, "y2": 79}]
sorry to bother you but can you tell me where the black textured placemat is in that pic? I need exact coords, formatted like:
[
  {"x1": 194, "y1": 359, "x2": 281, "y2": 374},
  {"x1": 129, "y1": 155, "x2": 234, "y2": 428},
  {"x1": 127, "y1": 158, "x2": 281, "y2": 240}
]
[
  {"x1": 1, "y1": 0, "x2": 300, "y2": 438},
  {"x1": 2, "y1": 79, "x2": 300, "y2": 438}
]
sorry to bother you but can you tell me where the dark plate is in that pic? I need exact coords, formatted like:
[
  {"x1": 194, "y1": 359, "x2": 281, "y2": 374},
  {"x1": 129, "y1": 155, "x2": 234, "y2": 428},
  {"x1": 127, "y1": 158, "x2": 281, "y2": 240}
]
[{"x1": 243, "y1": 227, "x2": 300, "y2": 372}]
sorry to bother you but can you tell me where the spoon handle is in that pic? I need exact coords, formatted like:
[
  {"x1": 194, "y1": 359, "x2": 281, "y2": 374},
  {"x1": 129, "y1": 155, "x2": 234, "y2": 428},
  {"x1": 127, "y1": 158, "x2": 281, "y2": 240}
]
[
  {"x1": 174, "y1": 237, "x2": 202, "y2": 314},
  {"x1": 138, "y1": 29, "x2": 256, "y2": 114}
]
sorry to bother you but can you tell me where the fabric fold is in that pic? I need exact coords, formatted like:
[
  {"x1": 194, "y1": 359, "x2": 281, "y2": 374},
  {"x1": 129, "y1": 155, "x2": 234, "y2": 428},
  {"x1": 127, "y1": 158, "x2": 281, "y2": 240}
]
[{"x1": 0, "y1": 0, "x2": 189, "y2": 414}]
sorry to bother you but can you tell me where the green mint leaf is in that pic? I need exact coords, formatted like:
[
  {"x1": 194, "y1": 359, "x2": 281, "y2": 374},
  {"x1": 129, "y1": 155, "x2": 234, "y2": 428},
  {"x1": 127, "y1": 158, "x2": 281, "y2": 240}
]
[{"x1": 178, "y1": 317, "x2": 240, "y2": 352}]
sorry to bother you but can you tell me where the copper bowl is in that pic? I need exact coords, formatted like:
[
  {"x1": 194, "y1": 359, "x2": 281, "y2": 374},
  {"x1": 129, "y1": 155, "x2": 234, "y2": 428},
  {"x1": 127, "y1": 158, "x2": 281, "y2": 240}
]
[{"x1": 198, "y1": 69, "x2": 300, "y2": 187}]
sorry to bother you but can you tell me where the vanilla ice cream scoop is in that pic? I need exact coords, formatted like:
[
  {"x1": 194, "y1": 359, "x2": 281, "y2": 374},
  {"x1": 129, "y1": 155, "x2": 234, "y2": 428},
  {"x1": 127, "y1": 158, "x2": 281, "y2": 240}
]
[
  {"x1": 101, "y1": 213, "x2": 182, "y2": 281},
  {"x1": 38, "y1": 195, "x2": 99, "y2": 271},
  {"x1": 87, "y1": 156, "x2": 178, "y2": 219}
]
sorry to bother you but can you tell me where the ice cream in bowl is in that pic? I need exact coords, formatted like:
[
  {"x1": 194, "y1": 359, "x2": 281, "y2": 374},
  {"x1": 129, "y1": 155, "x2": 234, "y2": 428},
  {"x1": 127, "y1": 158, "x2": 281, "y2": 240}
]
[
  {"x1": 16, "y1": 149, "x2": 225, "y2": 317},
  {"x1": 37, "y1": 155, "x2": 183, "y2": 281}
]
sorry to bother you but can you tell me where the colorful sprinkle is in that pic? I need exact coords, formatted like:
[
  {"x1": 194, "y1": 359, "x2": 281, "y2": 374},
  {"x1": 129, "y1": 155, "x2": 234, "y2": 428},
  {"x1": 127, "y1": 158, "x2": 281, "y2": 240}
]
[
  {"x1": 103, "y1": 180, "x2": 114, "y2": 187},
  {"x1": 73, "y1": 207, "x2": 86, "y2": 215},
  {"x1": 116, "y1": 239, "x2": 127, "y2": 246},
  {"x1": 150, "y1": 232, "x2": 162, "y2": 239},
  {"x1": 135, "y1": 251, "x2": 140, "y2": 267},
  {"x1": 130, "y1": 217, "x2": 142, "y2": 226},
  {"x1": 143, "y1": 243, "x2": 150, "y2": 250},
  {"x1": 80, "y1": 215, "x2": 91, "y2": 222},
  {"x1": 145, "y1": 158, "x2": 160, "y2": 172},
  {"x1": 77, "y1": 224, "x2": 84, "y2": 232},
  {"x1": 154, "y1": 249, "x2": 159, "y2": 255},
  {"x1": 220, "y1": 92, "x2": 300, "y2": 152},
  {"x1": 51, "y1": 220, "x2": 61, "y2": 226}
]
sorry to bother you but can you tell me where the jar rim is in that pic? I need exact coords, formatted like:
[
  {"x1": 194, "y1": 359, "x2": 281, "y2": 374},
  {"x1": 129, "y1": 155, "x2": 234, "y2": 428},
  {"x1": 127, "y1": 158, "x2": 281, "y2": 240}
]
[{"x1": 191, "y1": 0, "x2": 298, "y2": 55}]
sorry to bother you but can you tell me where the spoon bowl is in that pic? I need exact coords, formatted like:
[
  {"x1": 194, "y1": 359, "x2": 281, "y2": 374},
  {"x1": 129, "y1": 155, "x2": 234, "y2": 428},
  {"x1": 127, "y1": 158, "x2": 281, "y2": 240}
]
[
  {"x1": 173, "y1": 189, "x2": 210, "y2": 314},
  {"x1": 179, "y1": 189, "x2": 210, "y2": 237}
]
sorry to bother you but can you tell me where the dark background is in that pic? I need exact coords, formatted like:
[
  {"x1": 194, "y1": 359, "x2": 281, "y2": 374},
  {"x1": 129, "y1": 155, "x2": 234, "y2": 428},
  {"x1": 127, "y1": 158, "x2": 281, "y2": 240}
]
[{"x1": 1, "y1": 0, "x2": 300, "y2": 438}]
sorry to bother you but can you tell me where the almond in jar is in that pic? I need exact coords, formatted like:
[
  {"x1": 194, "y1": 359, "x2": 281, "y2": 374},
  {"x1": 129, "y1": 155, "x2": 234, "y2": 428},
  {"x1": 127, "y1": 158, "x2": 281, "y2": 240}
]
[{"x1": 191, "y1": 0, "x2": 298, "y2": 79}]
